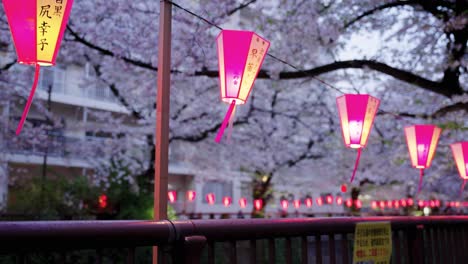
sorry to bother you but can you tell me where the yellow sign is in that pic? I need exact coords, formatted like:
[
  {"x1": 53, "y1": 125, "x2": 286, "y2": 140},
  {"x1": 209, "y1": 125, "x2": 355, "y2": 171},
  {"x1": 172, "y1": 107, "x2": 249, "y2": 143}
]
[{"x1": 353, "y1": 222, "x2": 392, "y2": 264}]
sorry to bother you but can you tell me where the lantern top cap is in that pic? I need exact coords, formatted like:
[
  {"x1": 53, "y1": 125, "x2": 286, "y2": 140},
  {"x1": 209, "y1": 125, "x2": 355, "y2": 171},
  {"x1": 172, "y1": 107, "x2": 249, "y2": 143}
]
[
  {"x1": 404, "y1": 124, "x2": 441, "y2": 129},
  {"x1": 336, "y1": 93, "x2": 379, "y2": 99},
  {"x1": 216, "y1": 29, "x2": 269, "y2": 42}
]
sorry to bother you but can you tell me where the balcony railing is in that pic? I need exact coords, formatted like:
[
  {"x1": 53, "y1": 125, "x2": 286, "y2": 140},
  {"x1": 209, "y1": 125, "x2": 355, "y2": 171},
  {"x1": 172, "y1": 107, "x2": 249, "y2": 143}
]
[{"x1": 0, "y1": 216, "x2": 466, "y2": 263}]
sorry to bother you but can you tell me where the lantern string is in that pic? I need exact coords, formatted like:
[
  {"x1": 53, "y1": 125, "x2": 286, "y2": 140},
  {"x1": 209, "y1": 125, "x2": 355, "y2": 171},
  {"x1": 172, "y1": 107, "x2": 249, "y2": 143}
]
[
  {"x1": 215, "y1": 100, "x2": 236, "y2": 143},
  {"x1": 168, "y1": 0, "x2": 345, "y2": 94},
  {"x1": 226, "y1": 105, "x2": 237, "y2": 143},
  {"x1": 350, "y1": 148, "x2": 362, "y2": 183},
  {"x1": 16, "y1": 64, "x2": 41, "y2": 135},
  {"x1": 460, "y1": 180, "x2": 466, "y2": 197},
  {"x1": 417, "y1": 169, "x2": 424, "y2": 194}
]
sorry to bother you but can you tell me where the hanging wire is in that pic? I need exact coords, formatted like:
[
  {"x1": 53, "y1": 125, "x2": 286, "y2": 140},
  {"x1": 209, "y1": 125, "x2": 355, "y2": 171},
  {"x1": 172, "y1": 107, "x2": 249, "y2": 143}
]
[{"x1": 167, "y1": 0, "x2": 345, "y2": 94}]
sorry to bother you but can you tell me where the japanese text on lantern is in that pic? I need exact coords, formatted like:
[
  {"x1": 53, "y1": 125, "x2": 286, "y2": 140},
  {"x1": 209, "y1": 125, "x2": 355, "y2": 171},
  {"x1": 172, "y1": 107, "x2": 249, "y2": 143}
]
[
  {"x1": 353, "y1": 222, "x2": 392, "y2": 264},
  {"x1": 37, "y1": 0, "x2": 67, "y2": 63},
  {"x1": 239, "y1": 36, "x2": 267, "y2": 100}
]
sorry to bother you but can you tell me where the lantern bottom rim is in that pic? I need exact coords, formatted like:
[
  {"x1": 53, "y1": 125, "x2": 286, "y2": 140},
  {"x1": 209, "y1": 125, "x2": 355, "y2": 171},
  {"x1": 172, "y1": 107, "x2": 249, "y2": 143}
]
[
  {"x1": 222, "y1": 97, "x2": 245, "y2": 105},
  {"x1": 18, "y1": 61, "x2": 54, "y2": 67},
  {"x1": 349, "y1": 144, "x2": 363, "y2": 149}
]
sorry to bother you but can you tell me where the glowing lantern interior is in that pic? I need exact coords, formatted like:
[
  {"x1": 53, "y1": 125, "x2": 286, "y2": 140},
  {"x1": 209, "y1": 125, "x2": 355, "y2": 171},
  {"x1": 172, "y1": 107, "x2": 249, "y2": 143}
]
[
  {"x1": 316, "y1": 197, "x2": 323, "y2": 206},
  {"x1": 215, "y1": 29, "x2": 270, "y2": 143},
  {"x1": 305, "y1": 198, "x2": 313, "y2": 208},
  {"x1": 239, "y1": 197, "x2": 247, "y2": 208},
  {"x1": 293, "y1": 200, "x2": 300, "y2": 209},
  {"x1": 206, "y1": 193, "x2": 215, "y2": 205},
  {"x1": 336, "y1": 94, "x2": 380, "y2": 182},
  {"x1": 450, "y1": 142, "x2": 468, "y2": 194},
  {"x1": 222, "y1": 196, "x2": 232, "y2": 207},
  {"x1": 281, "y1": 199, "x2": 289, "y2": 210},
  {"x1": 404, "y1": 125, "x2": 441, "y2": 193},
  {"x1": 254, "y1": 199, "x2": 263, "y2": 211},
  {"x1": 186, "y1": 190, "x2": 196, "y2": 202},
  {"x1": 336, "y1": 196, "x2": 343, "y2": 205},
  {"x1": 168, "y1": 191, "x2": 177, "y2": 203},
  {"x1": 3, "y1": 0, "x2": 74, "y2": 134}
]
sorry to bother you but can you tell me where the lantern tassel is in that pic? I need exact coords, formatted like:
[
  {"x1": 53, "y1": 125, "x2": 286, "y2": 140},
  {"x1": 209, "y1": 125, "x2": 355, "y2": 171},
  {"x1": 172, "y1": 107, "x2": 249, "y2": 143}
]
[
  {"x1": 226, "y1": 105, "x2": 237, "y2": 143},
  {"x1": 417, "y1": 169, "x2": 424, "y2": 194},
  {"x1": 460, "y1": 180, "x2": 467, "y2": 197},
  {"x1": 350, "y1": 148, "x2": 362, "y2": 183},
  {"x1": 215, "y1": 100, "x2": 236, "y2": 143},
  {"x1": 16, "y1": 64, "x2": 41, "y2": 135}
]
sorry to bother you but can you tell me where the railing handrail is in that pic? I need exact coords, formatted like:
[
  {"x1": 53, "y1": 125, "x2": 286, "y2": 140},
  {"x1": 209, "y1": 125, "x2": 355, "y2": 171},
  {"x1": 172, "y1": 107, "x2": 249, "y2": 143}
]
[{"x1": 0, "y1": 216, "x2": 467, "y2": 252}]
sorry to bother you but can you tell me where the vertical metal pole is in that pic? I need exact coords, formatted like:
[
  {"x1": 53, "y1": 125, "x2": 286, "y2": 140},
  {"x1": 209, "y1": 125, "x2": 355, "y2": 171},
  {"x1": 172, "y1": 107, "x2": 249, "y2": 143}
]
[{"x1": 154, "y1": 0, "x2": 172, "y2": 263}]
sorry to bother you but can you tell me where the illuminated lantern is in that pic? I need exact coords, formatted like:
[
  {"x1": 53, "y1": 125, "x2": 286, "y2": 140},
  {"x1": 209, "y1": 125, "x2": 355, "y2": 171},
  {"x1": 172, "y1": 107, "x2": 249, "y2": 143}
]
[
  {"x1": 206, "y1": 193, "x2": 215, "y2": 205},
  {"x1": 98, "y1": 194, "x2": 107, "y2": 209},
  {"x1": 326, "y1": 195, "x2": 333, "y2": 204},
  {"x1": 336, "y1": 94, "x2": 380, "y2": 182},
  {"x1": 168, "y1": 190, "x2": 177, "y2": 203},
  {"x1": 394, "y1": 200, "x2": 400, "y2": 209},
  {"x1": 215, "y1": 30, "x2": 270, "y2": 143},
  {"x1": 316, "y1": 197, "x2": 323, "y2": 206},
  {"x1": 293, "y1": 200, "x2": 301, "y2": 209},
  {"x1": 222, "y1": 196, "x2": 232, "y2": 207},
  {"x1": 355, "y1": 200, "x2": 362, "y2": 209},
  {"x1": 186, "y1": 190, "x2": 196, "y2": 202},
  {"x1": 387, "y1": 200, "x2": 393, "y2": 208},
  {"x1": 379, "y1": 201, "x2": 385, "y2": 209},
  {"x1": 407, "y1": 198, "x2": 414, "y2": 206},
  {"x1": 340, "y1": 184, "x2": 347, "y2": 193},
  {"x1": 2, "y1": 0, "x2": 74, "y2": 135},
  {"x1": 239, "y1": 197, "x2": 247, "y2": 208},
  {"x1": 435, "y1": 200, "x2": 440, "y2": 207},
  {"x1": 400, "y1": 199, "x2": 407, "y2": 207},
  {"x1": 404, "y1": 125, "x2": 442, "y2": 193},
  {"x1": 280, "y1": 199, "x2": 289, "y2": 210},
  {"x1": 345, "y1": 199, "x2": 352, "y2": 208},
  {"x1": 450, "y1": 142, "x2": 468, "y2": 194},
  {"x1": 455, "y1": 201, "x2": 461, "y2": 208},
  {"x1": 336, "y1": 196, "x2": 343, "y2": 206},
  {"x1": 371, "y1": 201, "x2": 377, "y2": 209},
  {"x1": 254, "y1": 199, "x2": 263, "y2": 211},
  {"x1": 429, "y1": 200, "x2": 435, "y2": 208},
  {"x1": 418, "y1": 200, "x2": 424, "y2": 207},
  {"x1": 305, "y1": 197, "x2": 313, "y2": 208}
]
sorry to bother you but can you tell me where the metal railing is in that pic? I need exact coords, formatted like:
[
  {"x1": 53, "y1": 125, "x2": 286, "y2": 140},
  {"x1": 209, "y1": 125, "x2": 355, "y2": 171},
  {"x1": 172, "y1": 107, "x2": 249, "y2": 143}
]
[{"x1": 0, "y1": 216, "x2": 467, "y2": 263}]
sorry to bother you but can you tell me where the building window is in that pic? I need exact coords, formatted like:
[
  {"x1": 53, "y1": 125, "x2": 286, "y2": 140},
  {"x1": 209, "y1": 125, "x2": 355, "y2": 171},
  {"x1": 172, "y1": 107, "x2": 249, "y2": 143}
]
[
  {"x1": 202, "y1": 181, "x2": 233, "y2": 204},
  {"x1": 240, "y1": 181, "x2": 252, "y2": 200},
  {"x1": 38, "y1": 67, "x2": 66, "y2": 94}
]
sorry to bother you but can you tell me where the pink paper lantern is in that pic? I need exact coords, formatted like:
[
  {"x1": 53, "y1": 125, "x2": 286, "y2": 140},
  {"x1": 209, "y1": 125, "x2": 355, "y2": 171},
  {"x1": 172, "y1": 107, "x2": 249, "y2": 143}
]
[
  {"x1": 206, "y1": 193, "x2": 215, "y2": 205},
  {"x1": 222, "y1": 196, "x2": 232, "y2": 207},
  {"x1": 450, "y1": 142, "x2": 468, "y2": 194},
  {"x1": 336, "y1": 94, "x2": 380, "y2": 182},
  {"x1": 293, "y1": 199, "x2": 301, "y2": 209},
  {"x1": 215, "y1": 30, "x2": 270, "y2": 143},
  {"x1": 355, "y1": 199, "x2": 362, "y2": 209},
  {"x1": 316, "y1": 197, "x2": 323, "y2": 206},
  {"x1": 326, "y1": 195, "x2": 333, "y2": 204},
  {"x1": 336, "y1": 196, "x2": 343, "y2": 206},
  {"x1": 400, "y1": 199, "x2": 407, "y2": 207},
  {"x1": 407, "y1": 198, "x2": 414, "y2": 206},
  {"x1": 280, "y1": 199, "x2": 289, "y2": 210},
  {"x1": 168, "y1": 190, "x2": 177, "y2": 203},
  {"x1": 405, "y1": 125, "x2": 442, "y2": 193},
  {"x1": 254, "y1": 199, "x2": 263, "y2": 211},
  {"x1": 305, "y1": 198, "x2": 313, "y2": 208},
  {"x1": 371, "y1": 201, "x2": 377, "y2": 209},
  {"x1": 379, "y1": 201, "x2": 385, "y2": 209},
  {"x1": 3, "y1": 0, "x2": 74, "y2": 135},
  {"x1": 239, "y1": 197, "x2": 247, "y2": 208},
  {"x1": 186, "y1": 190, "x2": 196, "y2": 202},
  {"x1": 345, "y1": 199, "x2": 352, "y2": 208}
]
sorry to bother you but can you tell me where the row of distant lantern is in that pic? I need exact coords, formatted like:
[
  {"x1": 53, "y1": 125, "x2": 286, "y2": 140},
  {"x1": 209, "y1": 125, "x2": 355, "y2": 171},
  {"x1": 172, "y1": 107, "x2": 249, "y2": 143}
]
[
  {"x1": 370, "y1": 199, "x2": 467, "y2": 209},
  {"x1": 168, "y1": 190, "x2": 361, "y2": 210},
  {"x1": 3, "y1": 2, "x2": 465, "y2": 193}
]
